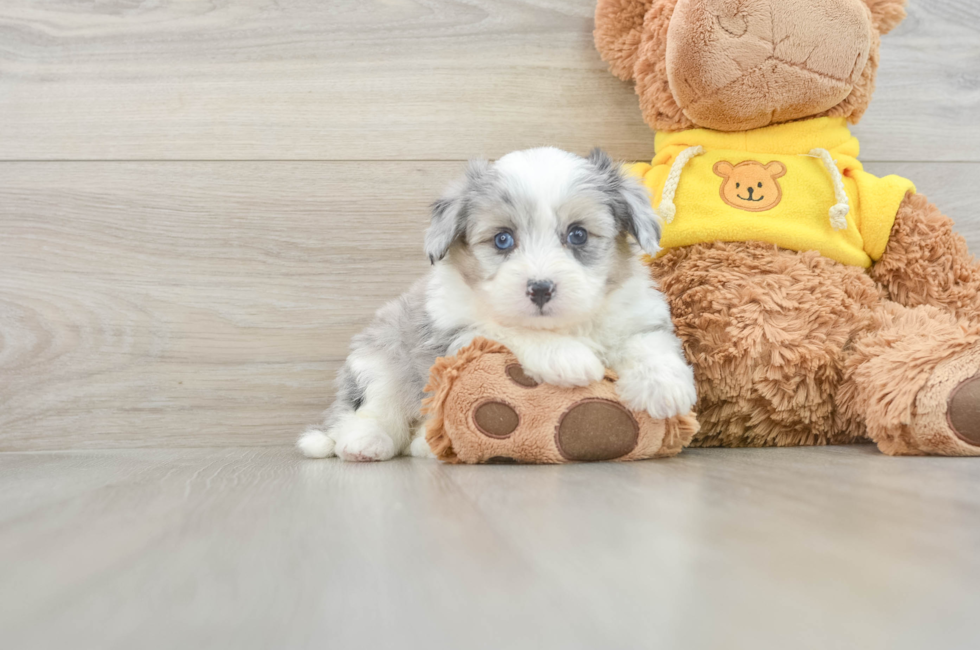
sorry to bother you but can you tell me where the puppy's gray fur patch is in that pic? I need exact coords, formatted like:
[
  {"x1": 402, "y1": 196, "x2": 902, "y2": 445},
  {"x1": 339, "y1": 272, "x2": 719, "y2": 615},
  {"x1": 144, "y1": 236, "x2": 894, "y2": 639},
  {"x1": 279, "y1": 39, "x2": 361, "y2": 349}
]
[{"x1": 322, "y1": 279, "x2": 461, "y2": 428}]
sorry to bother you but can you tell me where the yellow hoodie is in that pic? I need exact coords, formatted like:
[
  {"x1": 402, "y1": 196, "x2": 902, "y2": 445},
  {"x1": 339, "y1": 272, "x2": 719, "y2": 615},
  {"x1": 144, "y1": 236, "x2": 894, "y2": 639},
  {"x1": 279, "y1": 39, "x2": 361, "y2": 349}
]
[{"x1": 629, "y1": 117, "x2": 915, "y2": 267}]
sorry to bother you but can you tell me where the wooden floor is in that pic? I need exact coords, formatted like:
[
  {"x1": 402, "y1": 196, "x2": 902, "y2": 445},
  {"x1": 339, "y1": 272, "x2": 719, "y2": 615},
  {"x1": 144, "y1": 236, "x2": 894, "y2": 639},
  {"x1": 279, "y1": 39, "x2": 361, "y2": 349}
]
[
  {"x1": 2, "y1": 446, "x2": 979, "y2": 650},
  {"x1": 2, "y1": 1, "x2": 980, "y2": 647}
]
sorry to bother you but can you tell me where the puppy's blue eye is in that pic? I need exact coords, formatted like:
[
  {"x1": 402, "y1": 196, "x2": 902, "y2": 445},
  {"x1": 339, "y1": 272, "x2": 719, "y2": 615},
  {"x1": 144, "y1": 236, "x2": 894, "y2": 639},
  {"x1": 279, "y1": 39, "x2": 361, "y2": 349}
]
[
  {"x1": 567, "y1": 226, "x2": 588, "y2": 246},
  {"x1": 494, "y1": 231, "x2": 515, "y2": 251}
]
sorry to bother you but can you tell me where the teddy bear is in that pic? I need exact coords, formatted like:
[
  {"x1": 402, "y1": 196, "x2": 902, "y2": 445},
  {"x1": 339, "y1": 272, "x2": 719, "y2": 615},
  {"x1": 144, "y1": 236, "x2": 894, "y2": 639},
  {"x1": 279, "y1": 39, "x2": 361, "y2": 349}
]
[{"x1": 593, "y1": 0, "x2": 980, "y2": 455}]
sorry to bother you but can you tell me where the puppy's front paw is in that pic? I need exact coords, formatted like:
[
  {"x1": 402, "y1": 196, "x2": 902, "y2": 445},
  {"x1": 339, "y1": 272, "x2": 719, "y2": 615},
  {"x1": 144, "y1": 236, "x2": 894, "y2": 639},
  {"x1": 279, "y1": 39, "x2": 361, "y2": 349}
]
[
  {"x1": 616, "y1": 361, "x2": 697, "y2": 420},
  {"x1": 331, "y1": 416, "x2": 397, "y2": 462},
  {"x1": 519, "y1": 340, "x2": 605, "y2": 388}
]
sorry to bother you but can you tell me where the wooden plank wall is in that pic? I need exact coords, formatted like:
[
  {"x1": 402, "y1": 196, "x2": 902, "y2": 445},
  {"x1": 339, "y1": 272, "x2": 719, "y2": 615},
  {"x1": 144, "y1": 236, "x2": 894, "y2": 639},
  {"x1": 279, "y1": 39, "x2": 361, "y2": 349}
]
[{"x1": 1, "y1": 0, "x2": 979, "y2": 450}]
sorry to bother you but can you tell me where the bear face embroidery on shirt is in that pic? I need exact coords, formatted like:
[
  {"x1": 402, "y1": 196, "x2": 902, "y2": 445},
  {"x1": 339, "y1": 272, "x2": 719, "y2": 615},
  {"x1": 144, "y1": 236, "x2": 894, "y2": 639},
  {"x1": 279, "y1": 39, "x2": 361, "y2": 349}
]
[{"x1": 713, "y1": 160, "x2": 787, "y2": 212}]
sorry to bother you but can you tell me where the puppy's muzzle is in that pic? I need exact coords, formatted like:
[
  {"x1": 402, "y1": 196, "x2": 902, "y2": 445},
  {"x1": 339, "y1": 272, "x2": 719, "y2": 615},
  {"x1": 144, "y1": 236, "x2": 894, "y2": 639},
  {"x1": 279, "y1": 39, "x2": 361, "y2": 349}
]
[{"x1": 527, "y1": 280, "x2": 555, "y2": 308}]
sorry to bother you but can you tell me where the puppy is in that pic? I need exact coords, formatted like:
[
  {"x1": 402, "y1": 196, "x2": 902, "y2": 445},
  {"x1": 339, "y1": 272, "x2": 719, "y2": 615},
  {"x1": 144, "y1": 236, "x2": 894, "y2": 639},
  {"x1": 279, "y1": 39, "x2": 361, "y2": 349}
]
[{"x1": 298, "y1": 147, "x2": 696, "y2": 461}]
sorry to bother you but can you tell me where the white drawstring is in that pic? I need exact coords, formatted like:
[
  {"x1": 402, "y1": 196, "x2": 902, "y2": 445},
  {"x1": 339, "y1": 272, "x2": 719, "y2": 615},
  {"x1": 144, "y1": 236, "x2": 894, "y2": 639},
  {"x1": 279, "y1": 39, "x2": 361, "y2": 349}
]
[
  {"x1": 657, "y1": 145, "x2": 704, "y2": 223},
  {"x1": 809, "y1": 148, "x2": 850, "y2": 230}
]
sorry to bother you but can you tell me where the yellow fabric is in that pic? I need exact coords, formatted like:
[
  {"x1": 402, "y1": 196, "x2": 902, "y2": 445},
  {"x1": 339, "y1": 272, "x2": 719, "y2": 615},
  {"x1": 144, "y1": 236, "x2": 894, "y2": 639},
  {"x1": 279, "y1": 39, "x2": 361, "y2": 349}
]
[{"x1": 629, "y1": 117, "x2": 916, "y2": 267}]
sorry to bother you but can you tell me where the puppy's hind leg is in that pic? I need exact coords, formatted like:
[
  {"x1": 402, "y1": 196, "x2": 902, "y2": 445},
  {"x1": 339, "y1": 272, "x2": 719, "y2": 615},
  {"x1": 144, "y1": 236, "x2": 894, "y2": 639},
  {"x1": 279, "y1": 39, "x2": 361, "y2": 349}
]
[
  {"x1": 298, "y1": 362, "x2": 358, "y2": 459},
  {"x1": 300, "y1": 405, "x2": 404, "y2": 462},
  {"x1": 324, "y1": 356, "x2": 417, "y2": 462},
  {"x1": 327, "y1": 409, "x2": 400, "y2": 462}
]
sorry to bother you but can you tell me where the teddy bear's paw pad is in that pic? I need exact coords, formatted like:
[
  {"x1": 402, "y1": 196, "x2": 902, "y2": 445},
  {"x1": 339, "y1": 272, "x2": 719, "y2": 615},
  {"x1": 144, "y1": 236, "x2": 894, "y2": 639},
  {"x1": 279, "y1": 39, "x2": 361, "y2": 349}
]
[
  {"x1": 473, "y1": 400, "x2": 520, "y2": 439},
  {"x1": 505, "y1": 363, "x2": 539, "y2": 388},
  {"x1": 556, "y1": 398, "x2": 639, "y2": 461},
  {"x1": 948, "y1": 374, "x2": 980, "y2": 447},
  {"x1": 486, "y1": 456, "x2": 519, "y2": 464}
]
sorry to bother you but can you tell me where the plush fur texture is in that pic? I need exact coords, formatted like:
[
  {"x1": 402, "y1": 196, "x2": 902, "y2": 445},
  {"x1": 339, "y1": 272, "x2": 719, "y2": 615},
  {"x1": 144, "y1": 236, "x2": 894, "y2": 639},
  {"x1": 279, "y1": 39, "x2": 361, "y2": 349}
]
[
  {"x1": 422, "y1": 337, "x2": 699, "y2": 464},
  {"x1": 869, "y1": 192, "x2": 980, "y2": 321},
  {"x1": 595, "y1": 0, "x2": 896, "y2": 132},
  {"x1": 908, "y1": 346, "x2": 980, "y2": 455},
  {"x1": 650, "y1": 240, "x2": 880, "y2": 448},
  {"x1": 300, "y1": 147, "x2": 695, "y2": 461},
  {"x1": 632, "y1": 0, "x2": 695, "y2": 132},
  {"x1": 594, "y1": 0, "x2": 655, "y2": 82},
  {"x1": 864, "y1": 0, "x2": 909, "y2": 35},
  {"x1": 843, "y1": 303, "x2": 980, "y2": 456}
]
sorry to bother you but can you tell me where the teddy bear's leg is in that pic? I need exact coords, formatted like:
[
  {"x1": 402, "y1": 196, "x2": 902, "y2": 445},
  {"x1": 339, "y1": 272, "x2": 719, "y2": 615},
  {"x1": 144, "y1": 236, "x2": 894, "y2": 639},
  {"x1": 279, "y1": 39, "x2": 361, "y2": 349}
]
[
  {"x1": 842, "y1": 302, "x2": 980, "y2": 456},
  {"x1": 650, "y1": 242, "x2": 884, "y2": 448},
  {"x1": 870, "y1": 193, "x2": 980, "y2": 322}
]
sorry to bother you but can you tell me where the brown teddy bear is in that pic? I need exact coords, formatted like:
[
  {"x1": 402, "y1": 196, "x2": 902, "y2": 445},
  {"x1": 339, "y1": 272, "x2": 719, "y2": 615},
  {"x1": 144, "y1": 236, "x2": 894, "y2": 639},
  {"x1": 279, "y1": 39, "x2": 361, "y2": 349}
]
[{"x1": 594, "y1": 0, "x2": 980, "y2": 455}]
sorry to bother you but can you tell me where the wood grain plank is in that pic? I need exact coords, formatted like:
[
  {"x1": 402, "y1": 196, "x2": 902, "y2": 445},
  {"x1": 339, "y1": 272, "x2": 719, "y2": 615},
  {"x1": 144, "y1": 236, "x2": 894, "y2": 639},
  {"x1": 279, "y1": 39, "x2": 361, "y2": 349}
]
[
  {"x1": 1, "y1": 161, "x2": 978, "y2": 451},
  {"x1": 0, "y1": 0, "x2": 657, "y2": 161},
  {"x1": 0, "y1": 449, "x2": 605, "y2": 650},
  {"x1": 0, "y1": 161, "x2": 448, "y2": 450},
  {"x1": 442, "y1": 445, "x2": 980, "y2": 650},
  {"x1": 0, "y1": 0, "x2": 976, "y2": 162},
  {"x1": 2, "y1": 447, "x2": 980, "y2": 649},
  {"x1": 854, "y1": 0, "x2": 980, "y2": 162}
]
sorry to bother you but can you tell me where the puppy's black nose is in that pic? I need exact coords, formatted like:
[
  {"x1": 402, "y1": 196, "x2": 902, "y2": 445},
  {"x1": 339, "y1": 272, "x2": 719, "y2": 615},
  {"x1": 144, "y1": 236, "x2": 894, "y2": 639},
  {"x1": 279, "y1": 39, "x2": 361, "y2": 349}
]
[{"x1": 527, "y1": 280, "x2": 555, "y2": 308}]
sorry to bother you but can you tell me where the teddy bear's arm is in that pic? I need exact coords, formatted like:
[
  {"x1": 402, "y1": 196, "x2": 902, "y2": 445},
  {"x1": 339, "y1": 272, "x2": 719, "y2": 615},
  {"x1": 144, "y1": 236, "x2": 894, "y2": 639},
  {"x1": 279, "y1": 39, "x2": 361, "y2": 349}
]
[{"x1": 870, "y1": 193, "x2": 980, "y2": 322}]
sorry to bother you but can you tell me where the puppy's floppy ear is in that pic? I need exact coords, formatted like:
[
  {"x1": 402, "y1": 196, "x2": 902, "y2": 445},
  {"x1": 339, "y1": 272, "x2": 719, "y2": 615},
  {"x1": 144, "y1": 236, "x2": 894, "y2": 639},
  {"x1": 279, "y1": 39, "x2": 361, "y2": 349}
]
[
  {"x1": 424, "y1": 159, "x2": 491, "y2": 264},
  {"x1": 862, "y1": 0, "x2": 908, "y2": 35},
  {"x1": 588, "y1": 148, "x2": 661, "y2": 255}
]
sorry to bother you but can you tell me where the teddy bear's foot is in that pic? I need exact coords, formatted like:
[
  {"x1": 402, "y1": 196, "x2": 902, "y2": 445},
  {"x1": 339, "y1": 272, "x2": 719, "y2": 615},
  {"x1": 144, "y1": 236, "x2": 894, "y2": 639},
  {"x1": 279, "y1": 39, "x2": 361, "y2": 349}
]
[
  {"x1": 884, "y1": 346, "x2": 980, "y2": 456},
  {"x1": 948, "y1": 375, "x2": 980, "y2": 445}
]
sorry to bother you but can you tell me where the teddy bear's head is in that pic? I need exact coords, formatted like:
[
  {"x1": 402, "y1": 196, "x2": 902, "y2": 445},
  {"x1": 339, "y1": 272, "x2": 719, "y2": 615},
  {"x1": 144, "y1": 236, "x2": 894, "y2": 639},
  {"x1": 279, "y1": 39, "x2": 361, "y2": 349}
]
[{"x1": 595, "y1": 0, "x2": 907, "y2": 132}]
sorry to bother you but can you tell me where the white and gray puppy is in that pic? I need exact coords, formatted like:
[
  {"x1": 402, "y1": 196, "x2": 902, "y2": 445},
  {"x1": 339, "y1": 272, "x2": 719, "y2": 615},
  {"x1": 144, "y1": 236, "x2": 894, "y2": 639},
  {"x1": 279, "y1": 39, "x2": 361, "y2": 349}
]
[{"x1": 298, "y1": 147, "x2": 696, "y2": 462}]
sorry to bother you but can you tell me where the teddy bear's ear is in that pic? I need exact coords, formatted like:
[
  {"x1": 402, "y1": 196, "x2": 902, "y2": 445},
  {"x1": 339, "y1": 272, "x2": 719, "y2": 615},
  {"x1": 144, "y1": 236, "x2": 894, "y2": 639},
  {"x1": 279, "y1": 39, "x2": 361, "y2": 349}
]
[
  {"x1": 594, "y1": 0, "x2": 655, "y2": 81},
  {"x1": 863, "y1": 0, "x2": 908, "y2": 35},
  {"x1": 765, "y1": 162, "x2": 787, "y2": 180}
]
